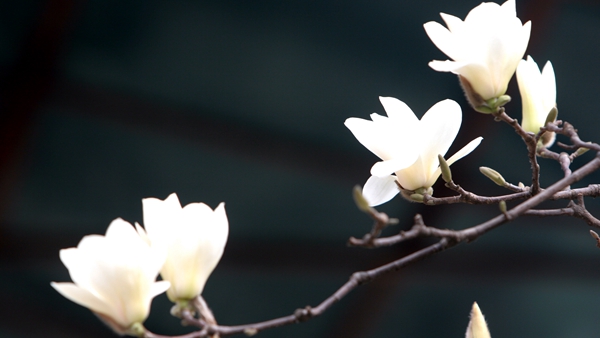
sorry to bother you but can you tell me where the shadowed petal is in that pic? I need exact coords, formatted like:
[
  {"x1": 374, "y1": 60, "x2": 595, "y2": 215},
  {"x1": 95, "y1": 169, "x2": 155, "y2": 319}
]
[{"x1": 362, "y1": 175, "x2": 399, "y2": 207}]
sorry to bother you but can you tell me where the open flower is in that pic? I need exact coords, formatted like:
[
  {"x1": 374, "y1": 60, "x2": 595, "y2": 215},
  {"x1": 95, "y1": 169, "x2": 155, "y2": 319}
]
[
  {"x1": 466, "y1": 302, "x2": 491, "y2": 338},
  {"x1": 424, "y1": 0, "x2": 530, "y2": 109},
  {"x1": 345, "y1": 97, "x2": 482, "y2": 206},
  {"x1": 142, "y1": 193, "x2": 228, "y2": 303},
  {"x1": 516, "y1": 55, "x2": 557, "y2": 146},
  {"x1": 51, "y1": 219, "x2": 170, "y2": 336}
]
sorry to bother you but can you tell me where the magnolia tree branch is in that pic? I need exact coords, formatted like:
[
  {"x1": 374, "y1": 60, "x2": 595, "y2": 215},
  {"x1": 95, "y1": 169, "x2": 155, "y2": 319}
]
[
  {"x1": 143, "y1": 116, "x2": 600, "y2": 337},
  {"x1": 144, "y1": 152, "x2": 600, "y2": 338}
]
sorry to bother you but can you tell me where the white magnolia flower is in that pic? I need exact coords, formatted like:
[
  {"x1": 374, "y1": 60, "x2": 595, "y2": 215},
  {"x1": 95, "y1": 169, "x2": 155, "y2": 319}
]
[
  {"x1": 424, "y1": 0, "x2": 531, "y2": 102},
  {"x1": 516, "y1": 55, "x2": 556, "y2": 144},
  {"x1": 142, "y1": 193, "x2": 228, "y2": 303},
  {"x1": 51, "y1": 219, "x2": 170, "y2": 336},
  {"x1": 466, "y1": 302, "x2": 492, "y2": 338},
  {"x1": 345, "y1": 97, "x2": 482, "y2": 206}
]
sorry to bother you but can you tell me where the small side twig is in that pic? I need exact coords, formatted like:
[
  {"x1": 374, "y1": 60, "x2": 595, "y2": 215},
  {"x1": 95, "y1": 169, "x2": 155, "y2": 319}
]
[{"x1": 493, "y1": 108, "x2": 541, "y2": 195}]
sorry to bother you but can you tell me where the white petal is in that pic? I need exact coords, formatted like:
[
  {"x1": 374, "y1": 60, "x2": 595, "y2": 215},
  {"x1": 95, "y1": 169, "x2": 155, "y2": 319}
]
[
  {"x1": 150, "y1": 281, "x2": 171, "y2": 298},
  {"x1": 51, "y1": 282, "x2": 113, "y2": 318},
  {"x1": 500, "y1": 0, "x2": 516, "y2": 16},
  {"x1": 541, "y1": 60, "x2": 556, "y2": 105},
  {"x1": 344, "y1": 117, "x2": 390, "y2": 160},
  {"x1": 378, "y1": 96, "x2": 419, "y2": 124},
  {"x1": 345, "y1": 116, "x2": 419, "y2": 162},
  {"x1": 418, "y1": 99, "x2": 462, "y2": 175},
  {"x1": 423, "y1": 21, "x2": 458, "y2": 59},
  {"x1": 371, "y1": 157, "x2": 420, "y2": 177},
  {"x1": 143, "y1": 193, "x2": 183, "y2": 237},
  {"x1": 446, "y1": 137, "x2": 483, "y2": 166},
  {"x1": 395, "y1": 156, "x2": 428, "y2": 191},
  {"x1": 440, "y1": 12, "x2": 464, "y2": 33},
  {"x1": 362, "y1": 175, "x2": 399, "y2": 206}
]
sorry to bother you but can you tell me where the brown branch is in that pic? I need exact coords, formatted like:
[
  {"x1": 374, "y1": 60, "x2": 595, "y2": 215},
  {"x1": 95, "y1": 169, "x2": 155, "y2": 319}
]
[
  {"x1": 546, "y1": 121, "x2": 600, "y2": 152},
  {"x1": 146, "y1": 155, "x2": 600, "y2": 338},
  {"x1": 423, "y1": 183, "x2": 530, "y2": 205},
  {"x1": 350, "y1": 214, "x2": 458, "y2": 248},
  {"x1": 569, "y1": 196, "x2": 600, "y2": 228},
  {"x1": 493, "y1": 109, "x2": 542, "y2": 195},
  {"x1": 347, "y1": 199, "x2": 397, "y2": 247},
  {"x1": 206, "y1": 239, "x2": 453, "y2": 337},
  {"x1": 524, "y1": 208, "x2": 574, "y2": 217}
]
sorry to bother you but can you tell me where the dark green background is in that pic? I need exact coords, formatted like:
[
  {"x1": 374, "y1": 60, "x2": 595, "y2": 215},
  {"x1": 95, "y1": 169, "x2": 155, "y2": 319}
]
[{"x1": 1, "y1": 1, "x2": 600, "y2": 337}]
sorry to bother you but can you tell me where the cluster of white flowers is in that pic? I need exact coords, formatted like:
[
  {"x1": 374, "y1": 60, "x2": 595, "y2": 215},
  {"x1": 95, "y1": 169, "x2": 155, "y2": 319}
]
[
  {"x1": 52, "y1": 193, "x2": 228, "y2": 336},
  {"x1": 346, "y1": 0, "x2": 557, "y2": 207}
]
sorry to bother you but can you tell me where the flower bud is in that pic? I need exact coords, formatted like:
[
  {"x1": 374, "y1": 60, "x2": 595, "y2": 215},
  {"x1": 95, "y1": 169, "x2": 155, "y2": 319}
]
[
  {"x1": 410, "y1": 193, "x2": 425, "y2": 202},
  {"x1": 479, "y1": 167, "x2": 506, "y2": 186},
  {"x1": 465, "y1": 302, "x2": 491, "y2": 338},
  {"x1": 438, "y1": 154, "x2": 452, "y2": 183},
  {"x1": 353, "y1": 185, "x2": 372, "y2": 213},
  {"x1": 499, "y1": 200, "x2": 507, "y2": 214},
  {"x1": 574, "y1": 145, "x2": 590, "y2": 157},
  {"x1": 517, "y1": 56, "x2": 557, "y2": 147}
]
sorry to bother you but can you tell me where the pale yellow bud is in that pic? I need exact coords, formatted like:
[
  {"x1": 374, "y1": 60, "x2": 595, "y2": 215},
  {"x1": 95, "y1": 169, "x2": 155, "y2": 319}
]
[{"x1": 466, "y1": 302, "x2": 491, "y2": 338}]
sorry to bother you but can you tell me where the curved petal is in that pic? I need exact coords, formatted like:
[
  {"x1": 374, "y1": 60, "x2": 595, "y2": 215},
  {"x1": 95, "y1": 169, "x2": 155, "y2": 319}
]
[
  {"x1": 541, "y1": 60, "x2": 556, "y2": 108},
  {"x1": 500, "y1": 0, "x2": 516, "y2": 16},
  {"x1": 440, "y1": 12, "x2": 464, "y2": 33},
  {"x1": 345, "y1": 116, "x2": 420, "y2": 163},
  {"x1": 370, "y1": 157, "x2": 419, "y2": 177},
  {"x1": 362, "y1": 175, "x2": 399, "y2": 207},
  {"x1": 344, "y1": 117, "x2": 391, "y2": 160},
  {"x1": 150, "y1": 281, "x2": 171, "y2": 298},
  {"x1": 419, "y1": 99, "x2": 462, "y2": 174},
  {"x1": 51, "y1": 282, "x2": 112, "y2": 317},
  {"x1": 446, "y1": 137, "x2": 483, "y2": 166},
  {"x1": 423, "y1": 21, "x2": 458, "y2": 59},
  {"x1": 395, "y1": 156, "x2": 428, "y2": 191},
  {"x1": 143, "y1": 193, "x2": 182, "y2": 237},
  {"x1": 378, "y1": 96, "x2": 419, "y2": 124}
]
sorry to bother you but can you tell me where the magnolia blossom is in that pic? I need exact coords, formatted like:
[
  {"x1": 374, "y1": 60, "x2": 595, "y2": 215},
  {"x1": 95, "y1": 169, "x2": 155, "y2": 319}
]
[
  {"x1": 142, "y1": 193, "x2": 228, "y2": 303},
  {"x1": 516, "y1": 55, "x2": 556, "y2": 145},
  {"x1": 51, "y1": 219, "x2": 170, "y2": 336},
  {"x1": 345, "y1": 97, "x2": 482, "y2": 206},
  {"x1": 466, "y1": 302, "x2": 491, "y2": 338},
  {"x1": 424, "y1": 0, "x2": 531, "y2": 103}
]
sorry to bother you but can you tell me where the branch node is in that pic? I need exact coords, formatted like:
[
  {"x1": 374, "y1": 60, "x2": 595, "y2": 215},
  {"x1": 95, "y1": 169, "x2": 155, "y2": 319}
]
[
  {"x1": 352, "y1": 271, "x2": 373, "y2": 285},
  {"x1": 294, "y1": 306, "x2": 313, "y2": 322}
]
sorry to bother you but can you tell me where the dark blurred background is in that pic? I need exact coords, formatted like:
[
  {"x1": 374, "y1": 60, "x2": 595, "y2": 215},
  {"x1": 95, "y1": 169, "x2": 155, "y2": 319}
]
[{"x1": 1, "y1": 0, "x2": 600, "y2": 337}]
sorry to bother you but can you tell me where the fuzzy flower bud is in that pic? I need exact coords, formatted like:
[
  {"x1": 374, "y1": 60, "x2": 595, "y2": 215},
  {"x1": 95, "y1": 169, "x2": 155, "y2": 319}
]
[{"x1": 466, "y1": 302, "x2": 491, "y2": 338}]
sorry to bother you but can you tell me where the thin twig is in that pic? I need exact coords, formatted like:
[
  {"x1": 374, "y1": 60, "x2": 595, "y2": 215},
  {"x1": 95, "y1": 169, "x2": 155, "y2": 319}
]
[{"x1": 493, "y1": 108, "x2": 541, "y2": 195}]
